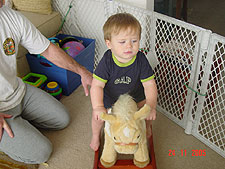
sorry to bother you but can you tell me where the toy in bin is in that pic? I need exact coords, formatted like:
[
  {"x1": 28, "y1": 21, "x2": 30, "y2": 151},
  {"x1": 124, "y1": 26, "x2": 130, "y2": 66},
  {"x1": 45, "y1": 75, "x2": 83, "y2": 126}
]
[
  {"x1": 22, "y1": 72, "x2": 47, "y2": 88},
  {"x1": 60, "y1": 36, "x2": 85, "y2": 59},
  {"x1": 45, "y1": 81, "x2": 62, "y2": 100},
  {"x1": 49, "y1": 37, "x2": 61, "y2": 47}
]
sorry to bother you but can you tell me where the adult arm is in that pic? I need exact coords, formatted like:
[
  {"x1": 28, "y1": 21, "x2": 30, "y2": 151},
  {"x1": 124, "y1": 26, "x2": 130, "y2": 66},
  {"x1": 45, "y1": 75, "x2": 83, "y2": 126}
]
[
  {"x1": 0, "y1": 113, "x2": 14, "y2": 141},
  {"x1": 41, "y1": 43, "x2": 92, "y2": 96}
]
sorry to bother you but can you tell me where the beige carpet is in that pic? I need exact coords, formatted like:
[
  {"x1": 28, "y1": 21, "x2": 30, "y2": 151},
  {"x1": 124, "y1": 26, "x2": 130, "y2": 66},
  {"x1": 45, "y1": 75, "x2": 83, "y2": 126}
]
[
  {"x1": 38, "y1": 86, "x2": 95, "y2": 169},
  {"x1": 152, "y1": 111, "x2": 225, "y2": 169},
  {"x1": 35, "y1": 86, "x2": 225, "y2": 169}
]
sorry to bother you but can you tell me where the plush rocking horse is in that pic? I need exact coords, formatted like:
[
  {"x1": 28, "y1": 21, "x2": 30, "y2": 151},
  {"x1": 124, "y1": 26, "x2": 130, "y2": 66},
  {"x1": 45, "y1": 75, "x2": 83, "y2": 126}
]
[{"x1": 100, "y1": 94, "x2": 151, "y2": 168}]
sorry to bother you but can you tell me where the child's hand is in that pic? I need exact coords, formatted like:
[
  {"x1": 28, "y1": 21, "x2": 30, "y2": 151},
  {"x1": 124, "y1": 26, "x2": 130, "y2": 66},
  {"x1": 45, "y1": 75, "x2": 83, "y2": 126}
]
[
  {"x1": 146, "y1": 108, "x2": 157, "y2": 121},
  {"x1": 92, "y1": 107, "x2": 106, "y2": 121}
]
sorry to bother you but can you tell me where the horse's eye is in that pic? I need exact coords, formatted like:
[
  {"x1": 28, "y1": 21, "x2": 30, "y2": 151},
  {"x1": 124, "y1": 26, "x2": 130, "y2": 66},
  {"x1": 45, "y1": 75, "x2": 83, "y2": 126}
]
[
  {"x1": 137, "y1": 135, "x2": 140, "y2": 139},
  {"x1": 114, "y1": 137, "x2": 116, "y2": 140}
]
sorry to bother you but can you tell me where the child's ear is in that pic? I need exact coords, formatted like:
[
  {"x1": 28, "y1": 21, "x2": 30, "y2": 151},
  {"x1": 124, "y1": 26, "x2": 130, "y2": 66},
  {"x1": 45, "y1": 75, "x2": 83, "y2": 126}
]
[{"x1": 105, "y1": 40, "x2": 111, "y2": 49}]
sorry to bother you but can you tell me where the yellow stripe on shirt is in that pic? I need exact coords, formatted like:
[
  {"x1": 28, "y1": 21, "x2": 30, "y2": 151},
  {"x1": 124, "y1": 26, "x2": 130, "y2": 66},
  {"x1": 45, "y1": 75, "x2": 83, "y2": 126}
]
[
  {"x1": 93, "y1": 74, "x2": 107, "y2": 83},
  {"x1": 141, "y1": 75, "x2": 155, "y2": 83}
]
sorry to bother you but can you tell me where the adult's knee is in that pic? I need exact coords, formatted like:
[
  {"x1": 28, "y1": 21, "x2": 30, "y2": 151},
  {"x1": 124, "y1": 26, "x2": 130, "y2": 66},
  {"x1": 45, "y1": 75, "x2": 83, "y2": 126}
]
[
  {"x1": 54, "y1": 108, "x2": 70, "y2": 129},
  {"x1": 6, "y1": 137, "x2": 53, "y2": 164},
  {"x1": 60, "y1": 113, "x2": 70, "y2": 129},
  {"x1": 26, "y1": 138, "x2": 53, "y2": 164},
  {"x1": 33, "y1": 138, "x2": 53, "y2": 164}
]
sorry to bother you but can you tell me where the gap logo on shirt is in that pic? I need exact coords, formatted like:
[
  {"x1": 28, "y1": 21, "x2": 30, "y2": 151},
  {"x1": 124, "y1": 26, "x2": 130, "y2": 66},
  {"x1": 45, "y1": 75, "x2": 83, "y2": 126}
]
[
  {"x1": 3, "y1": 38, "x2": 16, "y2": 55},
  {"x1": 114, "y1": 76, "x2": 131, "y2": 85}
]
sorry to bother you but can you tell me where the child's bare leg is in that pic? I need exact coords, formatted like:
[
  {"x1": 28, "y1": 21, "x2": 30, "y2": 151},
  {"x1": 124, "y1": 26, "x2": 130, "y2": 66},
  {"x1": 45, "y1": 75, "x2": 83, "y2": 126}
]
[{"x1": 90, "y1": 116, "x2": 104, "y2": 151}]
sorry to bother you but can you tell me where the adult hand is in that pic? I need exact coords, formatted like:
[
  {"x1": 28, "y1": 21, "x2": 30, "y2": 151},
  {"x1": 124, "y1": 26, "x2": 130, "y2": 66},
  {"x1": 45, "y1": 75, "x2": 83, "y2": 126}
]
[
  {"x1": 80, "y1": 68, "x2": 93, "y2": 96},
  {"x1": 0, "y1": 113, "x2": 14, "y2": 141}
]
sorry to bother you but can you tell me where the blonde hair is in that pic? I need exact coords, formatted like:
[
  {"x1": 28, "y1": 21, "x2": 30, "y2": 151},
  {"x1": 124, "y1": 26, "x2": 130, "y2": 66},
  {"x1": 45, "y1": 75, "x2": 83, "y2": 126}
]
[{"x1": 103, "y1": 13, "x2": 141, "y2": 41}]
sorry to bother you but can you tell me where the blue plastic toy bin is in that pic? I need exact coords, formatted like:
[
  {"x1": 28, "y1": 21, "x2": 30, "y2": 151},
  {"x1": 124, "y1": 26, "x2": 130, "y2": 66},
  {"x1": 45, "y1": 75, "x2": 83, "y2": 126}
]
[{"x1": 26, "y1": 34, "x2": 95, "y2": 96}]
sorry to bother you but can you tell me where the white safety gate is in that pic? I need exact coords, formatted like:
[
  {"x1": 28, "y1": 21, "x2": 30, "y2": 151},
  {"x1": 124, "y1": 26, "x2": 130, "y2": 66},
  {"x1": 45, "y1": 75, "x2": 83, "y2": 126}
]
[
  {"x1": 52, "y1": 0, "x2": 225, "y2": 158},
  {"x1": 190, "y1": 33, "x2": 225, "y2": 157}
]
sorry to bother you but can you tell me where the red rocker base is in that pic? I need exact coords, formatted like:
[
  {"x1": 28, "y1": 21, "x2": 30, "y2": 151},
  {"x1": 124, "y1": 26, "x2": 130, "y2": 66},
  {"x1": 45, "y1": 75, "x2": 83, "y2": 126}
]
[{"x1": 93, "y1": 126, "x2": 157, "y2": 169}]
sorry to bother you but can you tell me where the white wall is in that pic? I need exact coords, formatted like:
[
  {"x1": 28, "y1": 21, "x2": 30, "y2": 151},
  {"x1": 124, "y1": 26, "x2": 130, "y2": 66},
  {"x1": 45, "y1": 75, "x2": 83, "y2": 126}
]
[{"x1": 118, "y1": 0, "x2": 154, "y2": 10}]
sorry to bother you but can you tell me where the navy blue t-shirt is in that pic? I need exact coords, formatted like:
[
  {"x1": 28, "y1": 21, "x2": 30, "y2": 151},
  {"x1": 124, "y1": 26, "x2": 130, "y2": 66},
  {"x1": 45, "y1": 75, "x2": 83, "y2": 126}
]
[{"x1": 94, "y1": 50, "x2": 154, "y2": 108}]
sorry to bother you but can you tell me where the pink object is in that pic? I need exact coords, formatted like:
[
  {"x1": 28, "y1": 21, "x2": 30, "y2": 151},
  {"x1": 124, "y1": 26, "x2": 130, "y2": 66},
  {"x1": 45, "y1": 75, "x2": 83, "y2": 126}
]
[{"x1": 62, "y1": 41, "x2": 85, "y2": 58}]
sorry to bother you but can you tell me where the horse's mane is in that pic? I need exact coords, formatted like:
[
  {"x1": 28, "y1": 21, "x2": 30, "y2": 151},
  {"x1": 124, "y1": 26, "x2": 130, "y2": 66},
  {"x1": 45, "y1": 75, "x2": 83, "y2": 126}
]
[{"x1": 112, "y1": 94, "x2": 138, "y2": 120}]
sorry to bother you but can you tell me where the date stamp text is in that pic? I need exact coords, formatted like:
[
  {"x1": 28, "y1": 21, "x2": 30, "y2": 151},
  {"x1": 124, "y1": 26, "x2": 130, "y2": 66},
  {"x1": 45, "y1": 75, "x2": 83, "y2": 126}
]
[{"x1": 169, "y1": 149, "x2": 206, "y2": 156}]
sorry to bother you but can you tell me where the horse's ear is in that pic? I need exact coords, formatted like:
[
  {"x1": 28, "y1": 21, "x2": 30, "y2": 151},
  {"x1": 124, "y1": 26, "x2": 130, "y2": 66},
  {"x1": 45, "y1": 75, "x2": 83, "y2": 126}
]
[
  {"x1": 100, "y1": 112, "x2": 116, "y2": 123},
  {"x1": 134, "y1": 104, "x2": 151, "y2": 120}
]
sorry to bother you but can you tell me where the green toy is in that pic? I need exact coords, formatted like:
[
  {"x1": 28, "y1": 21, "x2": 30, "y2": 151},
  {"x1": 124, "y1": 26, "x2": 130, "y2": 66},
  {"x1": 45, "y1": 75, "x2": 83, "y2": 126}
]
[{"x1": 22, "y1": 72, "x2": 47, "y2": 88}]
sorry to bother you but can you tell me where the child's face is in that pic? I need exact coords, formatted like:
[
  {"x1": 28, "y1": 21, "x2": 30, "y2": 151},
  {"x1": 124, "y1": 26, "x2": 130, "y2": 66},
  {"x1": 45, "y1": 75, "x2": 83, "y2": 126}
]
[{"x1": 106, "y1": 27, "x2": 140, "y2": 63}]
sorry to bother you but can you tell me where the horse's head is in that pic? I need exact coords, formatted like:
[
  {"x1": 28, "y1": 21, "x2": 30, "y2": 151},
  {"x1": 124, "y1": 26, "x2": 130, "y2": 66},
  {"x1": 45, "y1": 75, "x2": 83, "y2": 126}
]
[{"x1": 100, "y1": 104, "x2": 150, "y2": 154}]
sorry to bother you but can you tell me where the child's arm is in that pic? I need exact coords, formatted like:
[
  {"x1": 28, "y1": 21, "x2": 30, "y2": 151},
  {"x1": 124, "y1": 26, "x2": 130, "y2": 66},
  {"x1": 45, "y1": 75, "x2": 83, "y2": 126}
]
[
  {"x1": 142, "y1": 79, "x2": 158, "y2": 120},
  {"x1": 90, "y1": 78, "x2": 106, "y2": 121}
]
